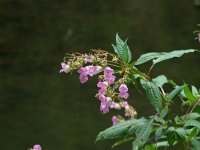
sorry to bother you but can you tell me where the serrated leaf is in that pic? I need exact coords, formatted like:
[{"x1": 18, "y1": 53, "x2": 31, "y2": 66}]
[
  {"x1": 112, "y1": 33, "x2": 132, "y2": 63},
  {"x1": 166, "y1": 85, "x2": 186, "y2": 101},
  {"x1": 111, "y1": 137, "x2": 135, "y2": 148},
  {"x1": 132, "y1": 119, "x2": 154, "y2": 148},
  {"x1": 166, "y1": 127, "x2": 176, "y2": 146},
  {"x1": 152, "y1": 75, "x2": 168, "y2": 87},
  {"x1": 153, "y1": 49, "x2": 196, "y2": 64},
  {"x1": 155, "y1": 127, "x2": 163, "y2": 141},
  {"x1": 159, "y1": 106, "x2": 169, "y2": 118},
  {"x1": 184, "y1": 120, "x2": 200, "y2": 129},
  {"x1": 135, "y1": 52, "x2": 161, "y2": 65},
  {"x1": 184, "y1": 85, "x2": 197, "y2": 103},
  {"x1": 135, "y1": 49, "x2": 196, "y2": 65},
  {"x1": 95, "y1": 118, "x2": 146, "y2": 142},
  {"x1": 141, "y1": 80, "x2": 163, "y2": 112}
]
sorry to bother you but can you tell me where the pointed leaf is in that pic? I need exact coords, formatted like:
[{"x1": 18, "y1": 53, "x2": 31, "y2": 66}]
[
  {"x1": 135, "y1": 49, "x2": 196, "y2": 65},
  {"x1": 141, "y1": 80, "x2": 163, "y2": 112},
  {"x1": 166, "y1": 85, "x2": 186, "y2": 101},
  {"x1": 152, "y1": 75, "x2": 168, "y2": 87},
  {"x1": 96, "y1": 118, "x2": 146, "y2": 142}
]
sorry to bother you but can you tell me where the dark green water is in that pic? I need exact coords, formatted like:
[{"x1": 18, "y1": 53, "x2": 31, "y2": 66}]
[{"x1": 0, "y1": 0, "x2": 200, "y2": 150}]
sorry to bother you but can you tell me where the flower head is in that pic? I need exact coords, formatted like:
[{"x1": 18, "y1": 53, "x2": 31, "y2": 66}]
[
  {"x1": 33, "y1": 145, "x2": 42, "y2": 150},
  {"x1": 112, "y1": 116, "x2": 118, "y2": 125},
  {"x1": 59, "y1": 62, "x2": 71, "y2": 73},
  {"x1": 119, "y1": 84, "x2": 128, "y2": 93},
  {"x1": 104, "y1": 67, "x2": 114, "y2": 76}
]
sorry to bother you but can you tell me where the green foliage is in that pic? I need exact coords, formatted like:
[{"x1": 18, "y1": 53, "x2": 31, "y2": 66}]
[
  {"x1": 140, "y1": 80, "x2": 163, "y2": 112},
  {"x1": 135, "y1": 49, "x2": 196, "y2": 65},
  {"x1": 91, "y1": 35, "x2": 200, "y2": 150},
  {"x1": 166, "y1": 85, "x2": 186, "y2": 101},
  {"x1": 96, "y1": 118, "x2": 146, "y2": 142},
  {"x1": 132, "y1": 119, "x2": 154, "y2": 148},
  {"x1": 112, "y1": 33, "x2": 132, "y2": 64}
]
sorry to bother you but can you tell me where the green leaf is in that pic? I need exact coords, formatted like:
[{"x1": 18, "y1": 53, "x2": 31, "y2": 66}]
[
  {"x1": 176, "y1": 128, "x2": 187, "y2": 140},
  {"x1": 111, "y1": 137, "x2": 134, "y2": 148},
  {"x1": 133, "y1": 119, "x2": 154, "y2": 148},
  {"x1": 166, "y1": 85, "x2": 186, "y2": 101},
  {"x1": 184, "y1": 85, "x2": 197, "y2": 103},
  {"x1": 112, "y1": 33, "x2": 132, "y2": 63},
  {"x1": 141, "y1": 80, "x2": 163, "y2": 112},
  {"x1": 191, "y1": 139, "x2": 200, "y2": 150},
  {"x1": 187, "y1": 128, "x2": 198, "y2": 141},
  {"x1": 166, "y1": 127, "x2": 176, "y2": 146},
  {"x1": 153, "y1": 49, "x2": 196, "y2": 65},
  {"x1": 95, "y1": 118, "x2": 146, "y2": 142},
  {"x1": 144, "y1": 144, "x2": 157, "y2": 150},
  {"x1": 155, "y1": 127, "x2": 164, "y2": 141},
  {"x1": 192, "y1": 86, "x2": 199, "y2": 96},
  {"x1": 135, "y1": 49, "x2": 196, "y2": 65},
  {"x1": 135, "y1": 52, "x2": 161, "y2": 65},
  {"x1": 184, "y1": 120, "x2": 200, "y2": 129},
  {"x1": 152, "y1": 75, "x2": 168, "y2": 87},
  {"x1": 186, "y1": 113, "x2": 200, "y2": 120},
  {"x1": 159, "y1": 106, "x2": 169, "y2": 118}
]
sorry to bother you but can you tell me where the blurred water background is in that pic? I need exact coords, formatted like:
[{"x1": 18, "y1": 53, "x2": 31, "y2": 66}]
[{"x1": 0, "y1": 0, "x2": 200, "y2": 150}]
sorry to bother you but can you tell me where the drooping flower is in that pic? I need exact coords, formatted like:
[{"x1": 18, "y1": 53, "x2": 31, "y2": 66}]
[
  {"x1": 119, "y1": 92, "x2": 129, "y2": 99},
  {"x1": 79, "y1": 74, "x2": 88, "y2": 84},
  {"x1": 97, "y1": 81, "x2": 108, "y2": 89},
  {"x1": 99, "y1": 94, "x2": 107, "y2": 101},
  {"x1": 100, "y1": 100, "x2": 110, "y2": 114},
  {"x1": 103, "y1": 67, "x2": 116, "y2": 84},
  {"x1": 112, "y1": 116, "x2": 118, "y2": 125},
  {"x1": 59, "y1": 62, "x2": 71, "y2": 73},
  {"x1": 88, "y1": 66, "x2": 96, "y2": 76},
  {"x1": 123, "y1": 101, "x2": 129, "y2": 110},
  {"x1": 104, "y1": 75, "x2": 116, "y2": 84},
  {"x1": 119, "y1": 84, "x2": 128, "y2": 93},
  {"x1": 104, "y1": 67, "x2": 114, "y2": 76},
  {"x1": 77, "y1": 67, "x2": 89, "y2": 75},
  {"x1": 119, "y1": 84, "x2": 129, "y2": 99},
  {"x1": 33, "y1": 145, "x2": 42, "y2": 150},
  {"x1": 110, "y1": 102, "x2": 121, "y2": 109}
]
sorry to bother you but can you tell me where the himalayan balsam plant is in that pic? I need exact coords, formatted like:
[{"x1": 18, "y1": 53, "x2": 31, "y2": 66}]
[{"x1": 60, "y1": 30, "x2": 200, "y2": 150}]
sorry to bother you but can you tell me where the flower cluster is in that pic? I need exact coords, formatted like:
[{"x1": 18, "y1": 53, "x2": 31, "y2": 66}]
[{"x1": 60, "y1": 51, "x2": 137, "y2": 125}]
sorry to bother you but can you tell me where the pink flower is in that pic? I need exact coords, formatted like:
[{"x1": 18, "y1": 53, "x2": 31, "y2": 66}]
[
  {"x1": 198, "y1": 33, "x2": 200, "y2": 42},
  {"x1": 112, "y1": 116, "x2": 118, "y2": 125},
  {"x1": 104, "y1": 67, "x2": 114, "y2": 75},
  {"x1": 119, "y1": 84, "x2": 129, "y2": 99},
  {"x1": 98, "y1": 88, "x2": 107, "y2": 95},
  {"x1": 110, "y1": 102, "x2": 121, "y2": 109},
  {"x1": 59, "y1": 62, "x2": 71, "y2": 73},
  {"x1": 119, "y1": 84, "x2": 128, "y2": 93},
  {"x1": 104, "y1": 75, "x2": 116, "y2": 84},
  {"x1": 99, "y1": 94, "x2": 106, "y2": 101},
  {"x1": 88, "y1": 66, "x2": 95, "y2": 76},
  {"x1": 77, "y1": 67, "x2": 89, "y2": 75},
  {"x1": 97, "y1": 81, "x2": 108, "y2": 89},
  {"x1": 79, "y1": 74, "x2": 88, "y2": 84},
  {"x1": 100, "y1": 101, "x2": 110, "y2": 114},
  {"x1": 33, "y1": 145, "x2": 42, "y2": 150},
  {"x1": 119, "y1": 92, "x2": 129, "y2": 99},
  {"x1": 123, "y1": 101, "x2": 129, "y2": 110}
]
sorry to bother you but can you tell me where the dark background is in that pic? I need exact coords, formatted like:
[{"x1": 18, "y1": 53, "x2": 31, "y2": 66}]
[{"x1": 0, "y1": 0, "x2": 200, "y2": 150}]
